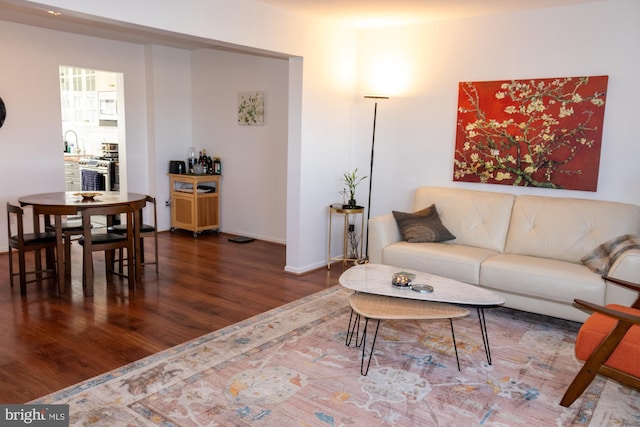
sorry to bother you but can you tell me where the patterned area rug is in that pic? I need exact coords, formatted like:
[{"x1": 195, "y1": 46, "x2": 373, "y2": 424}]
[{"x1": 33, "y1": 286, "x2": 639, "y2": 426}]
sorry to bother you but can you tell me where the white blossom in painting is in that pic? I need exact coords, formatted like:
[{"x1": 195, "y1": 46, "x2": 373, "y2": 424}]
[{"x1": 453, "y1": 76, "x2": 608, "y2": 191}]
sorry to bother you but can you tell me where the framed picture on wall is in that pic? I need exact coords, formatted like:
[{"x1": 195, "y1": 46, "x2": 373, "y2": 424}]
[
  {"x1": 237, "y1": 91, "x2": 264, "y2": 126},
  {"x1": 453, "y1": 76, "x2": 608, "y2": 191}
]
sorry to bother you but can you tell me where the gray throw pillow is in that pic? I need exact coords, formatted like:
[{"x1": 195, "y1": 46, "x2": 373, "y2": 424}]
[{"x1": 392, "y1": 204, "x2": 456, "y2": 243}]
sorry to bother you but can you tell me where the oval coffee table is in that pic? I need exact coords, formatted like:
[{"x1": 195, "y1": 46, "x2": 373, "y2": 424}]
[{"x1": 340, "y1": 263, "x2": 505, "y2": 375}]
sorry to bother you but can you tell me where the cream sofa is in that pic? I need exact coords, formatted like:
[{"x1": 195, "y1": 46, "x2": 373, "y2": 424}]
[{"x1": 368, "y1": 187, "x2": 640, "y2": 322}]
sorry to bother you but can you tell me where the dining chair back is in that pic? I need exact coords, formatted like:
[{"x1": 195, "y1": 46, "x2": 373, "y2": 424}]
[
  {"x1": 112, "y1": 195, "x2": 158, "y2": 274},
  {"x1": 78, "y1": 204, "x2": 135, "y2": 297},
  {"x1": 6, "y1": 202, "x2": 58, "y2": 295},
  {"x1": 560, "y1": 275, "x2": 640, "y2": 407},
  {"x1": 36, "y1": 206, "x2": 87, "y2": 279}
]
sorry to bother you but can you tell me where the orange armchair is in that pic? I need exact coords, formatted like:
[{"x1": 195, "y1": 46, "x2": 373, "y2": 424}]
[{"x1": 560, "y1": 275, "x2": 640, "y2": 407}]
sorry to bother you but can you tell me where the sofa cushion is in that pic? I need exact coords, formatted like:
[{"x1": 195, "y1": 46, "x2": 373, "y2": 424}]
[
  {"x1": 505, "y1": 195, "x2": 640, "y2": 264},
  {"x1": 392, "y1": 205, "x2": 455, "y2": 243},
  {"x1": 480, "y1": 254, "x2": 605, "y2": 305},
  {"x1": 412, "y1": 187, "x2": 515, "y2": 253},
  {"x1": 383, "y1": 241, "x2": 498, "y2": 285}
]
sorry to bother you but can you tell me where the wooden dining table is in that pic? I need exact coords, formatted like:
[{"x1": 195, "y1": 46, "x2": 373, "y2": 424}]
[{"x1": 18, "y1": 191, "x2": 147, "y2": 294}]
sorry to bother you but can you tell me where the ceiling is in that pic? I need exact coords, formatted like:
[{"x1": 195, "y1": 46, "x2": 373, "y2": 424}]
[
  {"x1": 0, "y1": 0, "x2": 606, "y2": 53},
  {"x1": 0, "y1": 0, "x2": 274, "y2": 55},
  {"x1": 255, "y1": 0, "x2": 605, "y2": 28}
]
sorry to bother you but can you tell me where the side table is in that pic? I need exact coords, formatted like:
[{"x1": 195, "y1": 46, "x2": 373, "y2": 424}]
[
  {"x1": 346, "y1": 292, "x2": 469, "y2": 375},
  {"x1": 327, "y1": 205, "x2": 365, "y2": 269}
]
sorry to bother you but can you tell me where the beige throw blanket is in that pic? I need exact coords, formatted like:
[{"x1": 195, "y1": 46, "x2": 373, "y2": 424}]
[{"x1": 581, "y1": 234, "x2": 640, "y2": 275}]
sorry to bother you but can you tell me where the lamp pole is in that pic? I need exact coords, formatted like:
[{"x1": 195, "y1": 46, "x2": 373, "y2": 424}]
[{"x1": 363, "y1": 95, "x2": 389, "y2": 261}]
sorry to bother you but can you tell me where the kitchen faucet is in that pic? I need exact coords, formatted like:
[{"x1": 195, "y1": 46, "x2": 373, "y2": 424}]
[{"x1": 64, "y1": 130, "x2": 80, "y2": 153}]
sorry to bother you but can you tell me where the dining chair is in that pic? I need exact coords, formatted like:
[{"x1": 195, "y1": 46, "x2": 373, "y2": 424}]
[
  {"x1": 78, "y1": 204, "x2": 135, "y2": 297},
  {"x1": 38, "y1": 209, "x2": 88, "y2": 278},
  {"x1": 111, "y1": 195, "x2": 158, "y2": 274},
  {"x1": 6, "y1": 202, "x2": 58, "y2": 296},
  {"x1": 560, "y1": 275, "x2": 640, "y2": 407}
]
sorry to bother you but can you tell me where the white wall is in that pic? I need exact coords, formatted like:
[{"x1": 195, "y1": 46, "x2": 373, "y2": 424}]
[
  {"x1": 355, "y1": 0, "x2": 640, "y2": 221},
  {"x1": 0, "y1": 20, "x2": 149, "y2": 235},
  {"x1": 27, "y1": 0, "x2": 360, "y2": 274},
  {"x1": 0, "y1": 22, "x2": 292, "y2": 249},
  {"x1": 7, "y1": 0, "x2": 637, "y2": 274},
  {"x1": 191, "y1": 49, "x2": 289, "y2": 243},
  {"x1": 142, "y1": 45, "x2": 193, "y2": 228}
]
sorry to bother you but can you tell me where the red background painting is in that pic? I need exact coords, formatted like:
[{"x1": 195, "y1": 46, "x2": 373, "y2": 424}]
[{"x1": 453, "y1": 76, "x2": 608, "y2": 191}]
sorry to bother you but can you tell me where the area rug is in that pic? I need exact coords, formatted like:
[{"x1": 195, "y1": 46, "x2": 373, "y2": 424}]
[{"x1": 32, "y1": 286, "x2": 639, "y2": 426}]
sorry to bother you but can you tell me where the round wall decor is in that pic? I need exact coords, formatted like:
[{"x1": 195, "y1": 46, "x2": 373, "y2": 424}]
[{"x1": 0, "y1": 97, "x2": 5, "y2": 128}]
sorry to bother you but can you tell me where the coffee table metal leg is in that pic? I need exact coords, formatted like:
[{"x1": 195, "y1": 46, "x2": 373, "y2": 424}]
[
  {"x1": 360, "y1": 317, "x2": 381, "y2": 376},
  {"x1": 449, "y1": 319, "x2": 461, "y2": 371},
  {"x1": 346, "y1": 309, "x2": 362, "y2": 347},
  {"x1": 478, "y1": 308, "x2": 492, "y2": 365}
]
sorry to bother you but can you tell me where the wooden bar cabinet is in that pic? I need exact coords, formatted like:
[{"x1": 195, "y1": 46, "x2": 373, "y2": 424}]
[{"x1": 169, "y1": 173, "x2": 220, "y2": 237}]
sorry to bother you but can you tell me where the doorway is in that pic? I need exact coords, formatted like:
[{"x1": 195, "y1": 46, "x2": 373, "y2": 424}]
[{"x1": 59, "y1": 66, "x2": 126, "y2": 193}]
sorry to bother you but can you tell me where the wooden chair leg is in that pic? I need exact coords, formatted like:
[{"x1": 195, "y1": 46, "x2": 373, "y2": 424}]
[
  {"x1": 560, "y1": 320, "x2": 632, "y2": 407},
  {"x1": 64, "y1": 238, "x2": 72, "y2": 278},
  {"x1": 34, "y1": 249, "x2": 42, "y2": 280},
  {"x1": 45, "y1": 246, "x2": 56, "y2": 271},
  {"x1": 153, "y1": 235, "x2": 159, "y2": 274},
  {"x1": 8, "y1": 247, "x2": 14, "y2": 288},
  {"x1": 118, "y1": 248, "x2": 124, "y2": 274},
  {"x1": 83, "y1": 246, "x2": 94, "y2": 297},
  {"x1": 18, "y1": 250, "x2": 27, "y2": 296},
  {"x1": 126, "y1": 247, "x2": 134, "y2": 291},
  {"x1": 139, "y1": 237, "x2": 145, "y2": 264},
  {"x1": 105, "y1": 250, "x2": 115, "y2": 284}
]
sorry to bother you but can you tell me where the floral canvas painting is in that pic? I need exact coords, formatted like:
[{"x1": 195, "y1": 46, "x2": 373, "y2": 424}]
[
  {"x1": 238, "y1": 91, "x2": 264, "y2": 125},
  {"x1": 453, "y1": 76, "x2": 608, "y2": 191}
]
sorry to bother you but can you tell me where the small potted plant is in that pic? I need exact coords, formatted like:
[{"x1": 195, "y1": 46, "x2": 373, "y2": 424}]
[{"x1": 342, "y1": 168, "x2": 367, "y2": 208}]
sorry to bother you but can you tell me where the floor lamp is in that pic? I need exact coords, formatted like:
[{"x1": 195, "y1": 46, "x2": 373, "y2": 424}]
[{"x1": 362, "y1": 95, "x2": 389, "y2": 262}]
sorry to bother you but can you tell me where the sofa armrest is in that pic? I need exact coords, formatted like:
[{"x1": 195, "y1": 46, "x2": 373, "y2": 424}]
[
  {"x1": 607, "y1": 249, "x2": 640, "y2": 278},
  {"x1": 367, "y1": 213, "x2": 402, "y2": 264},
  {"x1": 604, "y1": 248, "x2": 640, "y2": 305},
  {"x1": 602, "y1": 275, "x2": 640, "y2": 293}
]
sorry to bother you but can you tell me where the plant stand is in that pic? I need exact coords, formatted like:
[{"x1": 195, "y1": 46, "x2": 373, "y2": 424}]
[{"x1": 327, "y1": 205, "x2": 365, "y2": 269}]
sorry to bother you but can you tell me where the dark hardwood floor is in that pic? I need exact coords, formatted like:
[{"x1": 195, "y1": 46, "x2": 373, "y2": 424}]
[{"x1": 0, "y1": 230, "x2": 346, "y2": 403}]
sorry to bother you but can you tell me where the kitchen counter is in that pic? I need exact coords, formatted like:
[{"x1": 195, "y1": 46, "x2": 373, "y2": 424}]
[{"x1": 64, "y1": 153, "x2": 100, "y2": 160}]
